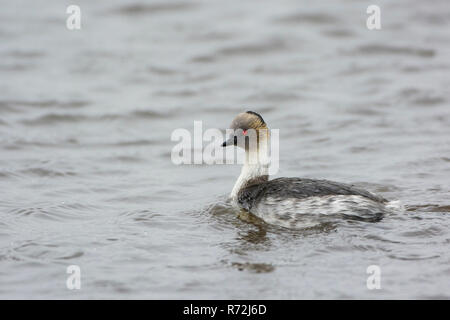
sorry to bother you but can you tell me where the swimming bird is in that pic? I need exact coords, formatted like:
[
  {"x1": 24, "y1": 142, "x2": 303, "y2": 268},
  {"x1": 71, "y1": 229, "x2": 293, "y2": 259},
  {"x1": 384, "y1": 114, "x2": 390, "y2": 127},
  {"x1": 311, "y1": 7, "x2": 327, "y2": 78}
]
[{"x1": 222, "y1": 111, "x2": 396, "y2": 229}]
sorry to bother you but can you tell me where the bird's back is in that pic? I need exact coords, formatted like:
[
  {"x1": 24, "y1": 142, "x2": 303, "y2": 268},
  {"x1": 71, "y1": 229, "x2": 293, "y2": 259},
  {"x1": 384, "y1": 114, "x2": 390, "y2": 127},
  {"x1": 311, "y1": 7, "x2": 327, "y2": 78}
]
[{"x1": 236, "y1": 177, "x2": 388, "y2": 228}]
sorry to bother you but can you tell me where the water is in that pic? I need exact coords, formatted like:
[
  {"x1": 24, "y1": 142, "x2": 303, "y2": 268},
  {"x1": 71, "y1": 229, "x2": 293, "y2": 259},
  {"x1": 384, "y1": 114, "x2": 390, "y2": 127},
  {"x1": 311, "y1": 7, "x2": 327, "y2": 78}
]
[{"x1": 0, "y1": 0, "x2": 449, "y2": 299}]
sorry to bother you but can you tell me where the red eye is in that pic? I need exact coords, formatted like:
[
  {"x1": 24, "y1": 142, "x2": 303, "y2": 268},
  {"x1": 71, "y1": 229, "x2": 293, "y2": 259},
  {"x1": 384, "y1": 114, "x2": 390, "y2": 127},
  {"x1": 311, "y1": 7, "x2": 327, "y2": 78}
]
[{"x1": 243, "y1": 130, "x2": 247, "y2": 135}]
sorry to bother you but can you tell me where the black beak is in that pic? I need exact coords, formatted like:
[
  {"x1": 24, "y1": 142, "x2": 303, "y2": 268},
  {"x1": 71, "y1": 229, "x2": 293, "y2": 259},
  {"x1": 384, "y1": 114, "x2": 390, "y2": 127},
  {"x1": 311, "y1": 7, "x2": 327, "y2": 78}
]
[{"x1": 222, "y1": 136, "x2": 237, "y2": 147}]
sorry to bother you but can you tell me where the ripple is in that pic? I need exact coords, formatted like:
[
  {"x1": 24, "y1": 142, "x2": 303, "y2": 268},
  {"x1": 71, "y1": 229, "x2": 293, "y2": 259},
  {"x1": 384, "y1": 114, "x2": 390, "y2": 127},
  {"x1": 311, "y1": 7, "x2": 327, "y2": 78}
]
[
  {"x1": 57, "y1": 251, "x2": 84, "y2": 260},
  {"x1": 387, "y1": 253, "x2": 440, "y2": 261},
  {"x1": 244, "y1": 91, "x2": 300, "y2": 103},
  {"x1": 105, "y1": 155, "x2": 145, "y2": 163},
  {"x1": 117, "y1": 209, "x2": 164, "y2": 227},
  {"x1": 119, "y1": 209, "x2": 158, "y2": 220},
  {"x1": 6, "y1": 50, "x2": 45, "y2": 59},
  {"x1": 20, "y1": 109, "x2": 169, "y2": 126},
  {"x1": 352, "y1": 45, "x2": 435, "y2": 58},
  {"x1": 0, "y1": 170, "x2": 15, "y2": 178},
  {"x1": 322, "y1": 29, "x2": 355, "y2": 38},
  {"x1": 8, "y1": 207, "x2": 60, "y2": 220},
  {"x1": 230, "y1": 262, "x2": 275, "y2": 273},
  {"x1": 22, "y1": 114, "x2": 87, "y2": 126},
  {"x1": 0, "y1": 63, "x2": 34, "y2": 71},
  {"x1": 154, "y1": 89, "x2": 198, "y2": 97},
  {"x1": 112, "y1": 2, "x2": 197, "y2": 16},
  {"x1": 365, "y1": 234, "x2": 405, "y2": 244},
  {"x1": 191, "y1": 38, "x2": 287, "y2": 62},
  {"x1": 407, "y1": 204, "x2": 450, "y2": 213},
  {"x1": 19, "y1": 167, "x2": 76, "y2": 177},
  {"x1": 398, "y1": 88, "x2": 446, "y2": 106},
  {"x1": 129, "y1": 109, "x2": 169, "y2": 119},
  {"x1": 400, "y1": 226, "x2": 443, "y2": 238},
  {"x1": 147, "y1": 66, "x2": 180, "y2": 75},
  {"x1": 219, "y1": 39, "x2": 287, "y2": 56},
  {"x1": 7, "y1": 241, "x2": 86, "y2": 263},
  {"x1": 0, "y1": 137, "x2": 79, "y2": 151},
  {"x1": 114, "y1": 139, "x2": 156, "y2": 147},
  {"x1": 0, "y1": 99, "x2": 89, "y2": 110},
  {"x1": 91, "y1": 279, "x2": 132, "y2": 294},
  {"x1": 274, "y1": 12, "x2": 340, "y2": 25},
  {"x1": 6, "y1": 202, "x2": 103, "y2": 222}
]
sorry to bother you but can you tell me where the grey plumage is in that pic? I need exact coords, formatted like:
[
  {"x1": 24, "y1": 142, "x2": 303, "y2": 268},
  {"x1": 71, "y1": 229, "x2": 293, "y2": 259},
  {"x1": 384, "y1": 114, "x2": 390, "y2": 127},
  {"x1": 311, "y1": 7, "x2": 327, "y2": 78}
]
[{"x1": 238, "y1": 177, "x2": 386, "y2": 212}]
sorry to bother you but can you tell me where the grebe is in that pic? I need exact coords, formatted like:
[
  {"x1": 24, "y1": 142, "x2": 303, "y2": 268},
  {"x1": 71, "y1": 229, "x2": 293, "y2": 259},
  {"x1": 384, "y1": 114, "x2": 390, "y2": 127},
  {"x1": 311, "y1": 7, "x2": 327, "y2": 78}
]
[{"x1": 222, "y1": 111, "x2": 396, "y2": 229}]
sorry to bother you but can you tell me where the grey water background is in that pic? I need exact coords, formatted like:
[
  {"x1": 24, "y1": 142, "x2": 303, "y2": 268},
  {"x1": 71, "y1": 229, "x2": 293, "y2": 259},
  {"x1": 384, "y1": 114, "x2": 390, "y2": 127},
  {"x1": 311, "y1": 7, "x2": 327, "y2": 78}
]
[{"x1": 0, "y1": 0, "x2": 449, "y2": 299}]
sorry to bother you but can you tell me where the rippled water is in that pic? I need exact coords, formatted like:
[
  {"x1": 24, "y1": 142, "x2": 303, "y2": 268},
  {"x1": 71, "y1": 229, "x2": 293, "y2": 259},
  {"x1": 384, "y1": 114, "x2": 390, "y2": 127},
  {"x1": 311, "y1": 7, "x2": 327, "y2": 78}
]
[{"x1": 1, "y1": 0, "x2": 449, "y2": 299}]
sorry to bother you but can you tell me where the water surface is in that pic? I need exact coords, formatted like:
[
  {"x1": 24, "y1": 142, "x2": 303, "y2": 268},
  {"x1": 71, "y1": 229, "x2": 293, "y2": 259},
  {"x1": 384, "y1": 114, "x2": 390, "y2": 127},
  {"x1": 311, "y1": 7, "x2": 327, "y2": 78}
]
[{"x1": 0, "y1": 0, "x2": 449, "y2": 299}]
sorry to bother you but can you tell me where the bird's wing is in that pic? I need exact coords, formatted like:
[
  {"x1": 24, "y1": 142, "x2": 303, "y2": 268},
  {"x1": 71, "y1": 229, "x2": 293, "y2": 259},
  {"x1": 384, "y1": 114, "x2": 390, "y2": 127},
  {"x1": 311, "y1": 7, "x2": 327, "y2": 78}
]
[{"x1": 237, "y1": 177, "x2": 386, "y2": 211}]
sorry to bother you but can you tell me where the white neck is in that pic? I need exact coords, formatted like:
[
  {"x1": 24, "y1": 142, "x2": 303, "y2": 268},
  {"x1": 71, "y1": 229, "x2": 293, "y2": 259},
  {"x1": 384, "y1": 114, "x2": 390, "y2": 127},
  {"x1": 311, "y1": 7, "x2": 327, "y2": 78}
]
[{"x1": 230, "y1": 137, "x2": 270, "y2": 200}]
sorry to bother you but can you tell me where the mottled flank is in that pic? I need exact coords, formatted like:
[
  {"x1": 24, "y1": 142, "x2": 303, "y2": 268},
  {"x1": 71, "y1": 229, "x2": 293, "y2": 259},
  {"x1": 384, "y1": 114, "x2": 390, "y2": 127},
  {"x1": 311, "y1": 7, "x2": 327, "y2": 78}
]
[
  {"x1": 237, "y1": 178, "x2": 389, "y2": 228},
  {"x1": 254, "y1": 195, "x2": 391, "y2": 229},
  {"x1": 238, "y1": 177, "x2": 386, "y2": 209}
]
